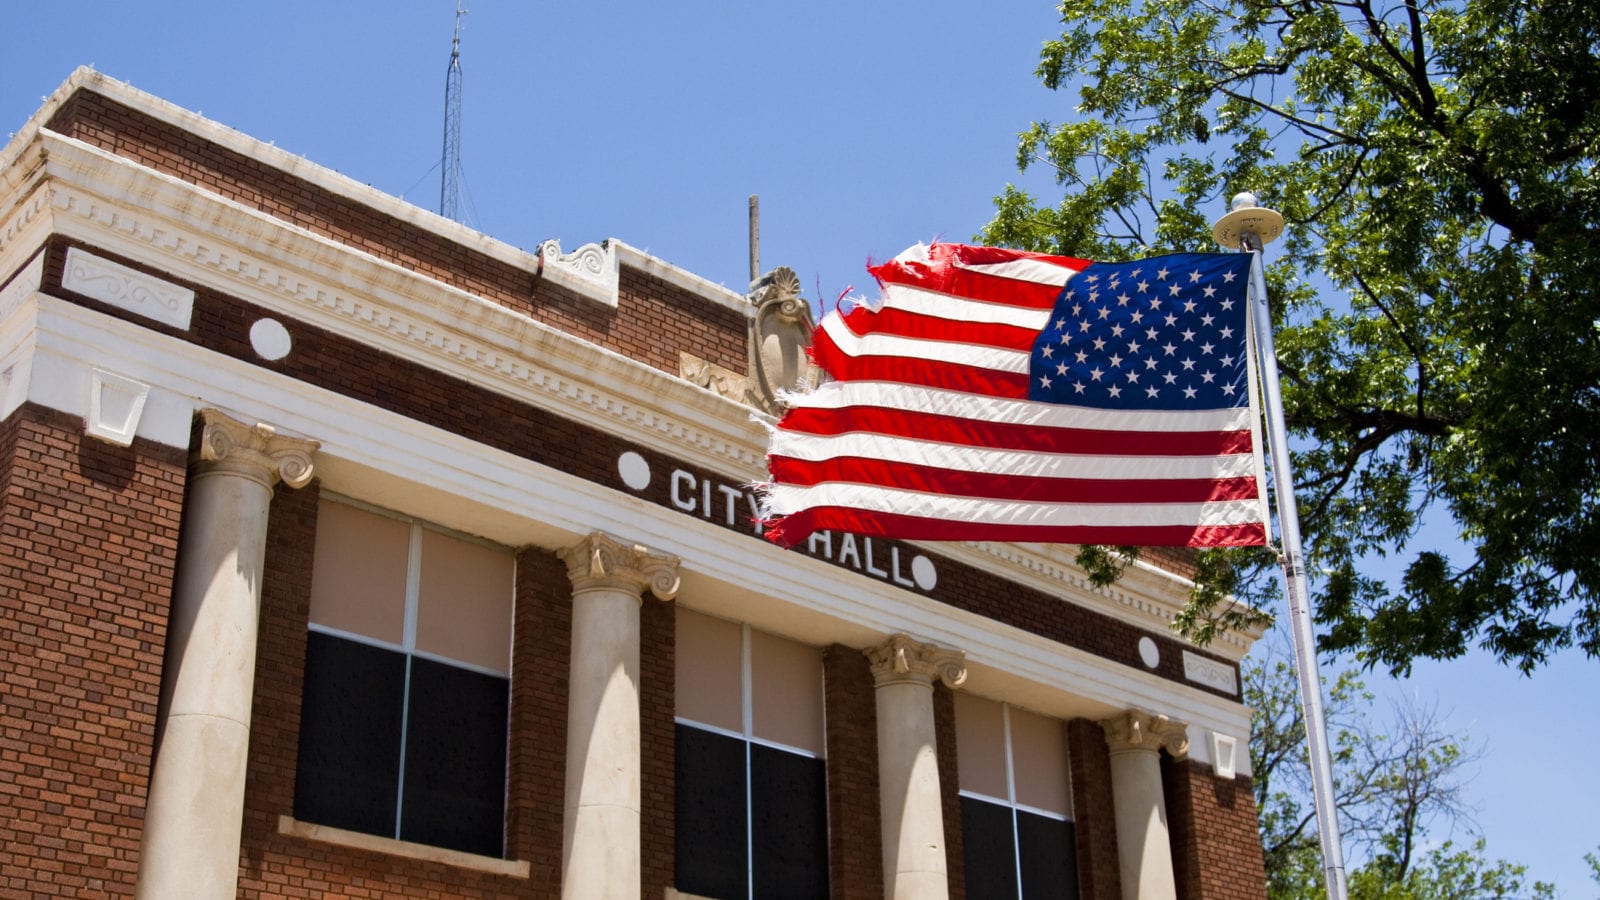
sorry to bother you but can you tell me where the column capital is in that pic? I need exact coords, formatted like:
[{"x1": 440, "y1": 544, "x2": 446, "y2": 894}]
[
  {"x1": 864, "y1": 633, "x2": 967, "y2": 690},
  {"x1": 560, "y1": 531, "x2": 680, "y2": 601},
  {"x1": 1101, "y1": 708, "x2": 1190, "y2": 758},
  {"x1": 194, "y1": 408, "x2": 319, "y2": 490}
]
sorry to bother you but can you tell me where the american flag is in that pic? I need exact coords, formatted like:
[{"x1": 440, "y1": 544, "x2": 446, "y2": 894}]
[{"x1": 759, "y1": 242, "x2": 1270, "y2": 548}]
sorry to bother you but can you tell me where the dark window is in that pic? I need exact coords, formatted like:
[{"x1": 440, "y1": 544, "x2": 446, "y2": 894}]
[
  {"x1": 674, "y1": 611, "x2": 829, "y2": 899},
  {"x1": 294, "y1": 499, "x2": 512, "y2": 858}
]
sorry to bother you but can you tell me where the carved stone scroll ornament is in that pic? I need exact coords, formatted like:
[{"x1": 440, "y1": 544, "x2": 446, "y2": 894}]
[
  {"x1": 559, "y1": 531, "x2": 681, "y2": 602},
  {"x1": 1101, "y1": 708, "x2": 1191, "y2": 759},
  {"x1": 745, "y1": 266, "x2": 819, "y2": 414},
  {"x1": 194, "y1": 408, "x2": 320, "y2": 490},
  {"x1": 864, "y1": 633, "x2": 969, "y2": 690}
]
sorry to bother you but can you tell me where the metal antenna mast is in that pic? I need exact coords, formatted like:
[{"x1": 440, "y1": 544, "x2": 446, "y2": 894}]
[{"x1": 440, "y1": 1, "x2": 466, "y2": 222}]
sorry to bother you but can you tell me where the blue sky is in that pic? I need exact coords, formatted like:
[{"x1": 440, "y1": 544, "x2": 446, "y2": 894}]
[{"x1": 5, "y1": 1, "x2": 1595, "y2": 892}]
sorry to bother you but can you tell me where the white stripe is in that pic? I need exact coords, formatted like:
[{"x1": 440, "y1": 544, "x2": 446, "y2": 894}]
[
  {"x1": 954, "y1": 256, "x2": 1085, "y2": 287},
  {"x1": 820, "y1": 315, "x2": 1030, "y2": 373},
  {"x1": 768, "y1": 430, "x2": 1260, "y2": 480},
  {"x1": 877, "y1": 283, "x2": 1053, "y2": 329},
  {"x1": 764, "y1": 482, "x2": 1264, "y2": 527},
  {"x1": 789, "y1": 380, "x2": 1254, "y2": 434}
]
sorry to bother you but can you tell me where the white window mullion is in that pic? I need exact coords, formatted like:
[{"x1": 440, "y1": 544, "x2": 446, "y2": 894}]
[
  {"x1": 741, "y1": 623, "x2": 755, "y2": 900},
  {"x1": 1003, "y1": 703, "x2": 1024, "y2": 900},
  {"x1": 393, "y1": 523, "x2": 424, "y2": 840}
]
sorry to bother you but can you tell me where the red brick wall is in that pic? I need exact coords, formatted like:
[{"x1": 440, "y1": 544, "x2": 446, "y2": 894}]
[
  {"x1": 0, "y1": 403, "x2": 186, "y2": 898},
  {"x1": 822, "y1": 644, "x2": 882, "y2": 899},
  {"x1": 1068, "y1": 718, "x2": 1123, "y2": 900},
  {"x1": 934, "y1": 682, "x2": 965, "y2": 900},
  {"x1": 44, "y1": 90, "x2": 749, "y2": 381},
  {"x1": 640, "y1": 593, "x2": 677, "y2": 896},
  {"x1": 509, "y1": 547, "x2": 573, "y2": 892},
  {"x1": 1164, "y1": 757, "x2": 1267, "y2": 900}
]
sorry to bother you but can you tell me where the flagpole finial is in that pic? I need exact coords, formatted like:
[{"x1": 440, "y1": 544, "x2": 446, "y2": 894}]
[{"x1": 1213, "y1": 192, "x2": 1285, "y2": 251}]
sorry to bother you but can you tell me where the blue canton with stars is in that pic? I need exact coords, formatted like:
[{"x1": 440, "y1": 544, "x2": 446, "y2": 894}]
[{"x1": 1026, "y1": 253, "x2": 1254, "y2": 411}]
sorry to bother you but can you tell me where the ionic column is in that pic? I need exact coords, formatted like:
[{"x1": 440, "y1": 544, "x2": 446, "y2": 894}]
[
  {"x1": 864, "y1": 634, "x2": 967, "y2": 900},
  {"x1": 1101, "y1": 709, "x2": 1189, "y2": 900},
  {"x1": 559, "y1": 533, "x2": 680, "y2": 900},
  {"x1": 137, "y1": 410, "x2": 317, "y2": 900}
]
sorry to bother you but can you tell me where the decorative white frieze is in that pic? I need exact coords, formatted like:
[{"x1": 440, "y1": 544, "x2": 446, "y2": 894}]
[
  {"x1": 538, "y1": 239, "x2": 619, "y2": 307},
  {"x1": 1182, "y1": 650, "x2": 1238, "y2": 695},
  {"x1": 62, "y1": 246, "x2": 194, "y2": 330},
  {"x1": 85, "y1": 369, "x2": 150, "y2": 446}
]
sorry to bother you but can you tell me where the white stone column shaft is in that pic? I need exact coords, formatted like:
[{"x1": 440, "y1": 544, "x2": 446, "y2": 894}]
[
  {"x1": 865, "y1": 634, "x2": 967, "y2": 900},
  {"x1": 136, "y1": 410, "x2": 317, "y2": 900},
  {"x1": 1102, "y1": 709, "x2": 1189, "y2": 900},
  {"x1": 559, "y1": 533, "x2": 679, "y2": 900}
]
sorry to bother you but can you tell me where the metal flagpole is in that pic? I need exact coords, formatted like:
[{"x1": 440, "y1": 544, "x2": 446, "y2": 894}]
[{"x1": 1214, "y1": 192, "x2": 1350, "y2": 900}]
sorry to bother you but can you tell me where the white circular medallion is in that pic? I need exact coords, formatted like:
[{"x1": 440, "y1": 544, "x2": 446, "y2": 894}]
[
  {"x1": 1138, "y1": 636, "x2": 1161, "y2": 669},
  {"x1": 248, "y1": 317, "x2": 292, "y2": 361},
  {"x1": 617, "y1": 451, "x2": 651, "y2": 491},
  {"x1": 911, "y1": 555, "x2": 937, "y2": 592}
]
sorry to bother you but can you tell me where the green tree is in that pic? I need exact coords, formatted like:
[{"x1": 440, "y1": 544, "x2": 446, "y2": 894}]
[
  {"x1": 982, "y1": 0, "x2": 1600, "y2": 673},
  {"x1": 1245, "y1": 640, "x2": 1555, "y2": 898}
]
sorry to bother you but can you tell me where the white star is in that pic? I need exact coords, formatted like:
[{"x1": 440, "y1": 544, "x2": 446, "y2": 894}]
[
  {"x1": 1200, "y1": 341, "x2": 1215, "y2": 355},
  {"x1": 1146, "y1": 385, "x2": 1160, "y2": 398},
  {"x1": 1219, "y1": 326, "x2": 1234, "y2": 339},
  {"x1": 1098, "y1": 307, "x2": 1112, "y2": 320},
  {"x1": 1222, "y1": 383, "x2": 1237, "y2": 394},
  {"x1": 1075, "y1": 350, "x2": 1089, "y2": 363},
  {"x1": 1183, "y1": 386, "x2": 1198, "y2": 399},
  {"x1": 1164, "y1": 313, "x2": 1178, "y2": 326},
  {"x1": 1110, "y1": 324, "x2": 1125, "y2": 337},
  {"x1": 1181, "y1": 357, "x2": 1196, "y2": 370},
  {"x1": 1092, "y1": 337, "x2": 1107, "y2": 350},
  {"x1": 1163, "y1": 371, "x2": 1177, "y2": 384},
  {"x1": 1188, "y1": 270, "x2": 1203, "y2": 283},
  {"x1": 1071, "y1": 303, "x2": 1084, "y2": 315},
  {"x1": 1183, "y1": 299, "x2": 1197, "y2": 312},
  {"x1": 1055, "y1": 318, "x2": 1068, "y2": 330},
  {"x1": 1117, "y1": 293, "x2": 1131, "y2": 306},
  {"x1": 1220, "y1": 298, "x2": 1235, "y2": 310},
  {"x1": 1131, "y1": 311, "x2": 1145, "y2": 324},
  {"x1": 1126, "y1": 370, "x2": 1140, "y2": 383},
  {"x1": 1203, "y1": 285, "x2": 1216, "y2": 298},
  {"x1": 1108, "y1": 353, "x2": 1124, "y2": 367},
  {"x1": 1073, "y1": 381, "x2": 1087, "y2": 393},
  {"x1": 1220, "y1": 354, "x2": 1235, "y2": 366},
  {"x1": 1156, "y1": 266, "x2": 1170, "y2": 280},
  {"x1": 1201, "y1": 313, "x2": 1214, "y2": 326},
  {"x1": 1108, "y1": 385, "x2": 1122, "y2": 398},
  {"x1": 1149, "y1": 298, "x2": 1162, "y2": 309},
  {"x1": 1201, "y1": 370, "x2": 1216, "y2": 383},
  {"x1": 1181, "y1": 328, "x2": 1196, "y2": 341},
  {"x1": 1059, "y1": 332, "x2": 1071, "y2": 345},
  {"x1": 1169, "y1": 283, "x2": 1182, "y2": 297},
  {"x1": 1127, "y1": 340, "x2": 1142, "y2": 354},
  {"x1": 1162, "y1": 342, "x2": 1177, "y2": 356},
  {"x1": 1039, "y1": 374, "x2": 1052, "y2": 388},
  {"x1": 1056, "y1": 362, "x2": 1069, "y2": 375},
  {"x1": 1144, "y1": 357, "x2": 1159, "y2": 370},
  {"x1": 1079, "y1": 320, "x2": 1093, "y2": 333},
  {"x1": 1222, "y1": 271, "x2": 1237, "y2": 282},
  {"x1": 1090, "y1": 367, "x2": 1104, "y2": 381},
  {"x1": 1145, "y1": 327, "x2": 1159, "y2": 340},
  {"x1": 1040, "y1": 345, "x2": 1054, "y2": 358}
]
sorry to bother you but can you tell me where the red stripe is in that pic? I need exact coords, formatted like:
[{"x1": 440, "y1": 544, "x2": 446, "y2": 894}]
[
  {"x1": 811, "y1": 329, "x2": 1030, "y2": 397},
  {"x1": 870, "y1": 250, "x2": 1084, "y2": 311},
  {"x1": 777, "y1": 407, "x2": 1255, "y2": 457},
  {"x1": 764, "y1": 508, "x2": 1266, "y2": 549},
  {"x1": 836, "y1": 306, "x2": 1040, "y2": 351},
  {"x1": 768, "y1": 455, "x2": 1260, "y2": 503}
]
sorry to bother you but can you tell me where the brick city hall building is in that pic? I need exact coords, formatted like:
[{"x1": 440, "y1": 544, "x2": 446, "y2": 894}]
[{"x1": 0, "y1": 69, "x2": 1270, "y2": 898}]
